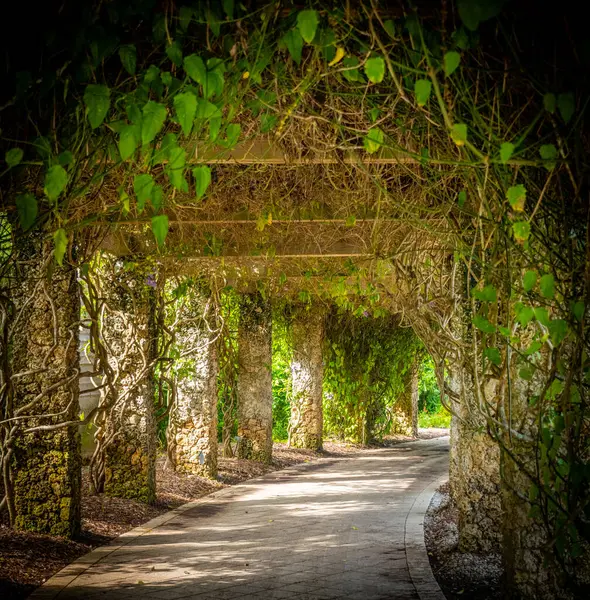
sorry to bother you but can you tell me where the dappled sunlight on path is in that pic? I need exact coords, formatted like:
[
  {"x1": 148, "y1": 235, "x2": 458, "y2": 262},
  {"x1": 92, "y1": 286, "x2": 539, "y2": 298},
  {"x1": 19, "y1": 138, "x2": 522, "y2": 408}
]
[{"x1": 33, "y1": 437, "x2": 449, "y2": 600}]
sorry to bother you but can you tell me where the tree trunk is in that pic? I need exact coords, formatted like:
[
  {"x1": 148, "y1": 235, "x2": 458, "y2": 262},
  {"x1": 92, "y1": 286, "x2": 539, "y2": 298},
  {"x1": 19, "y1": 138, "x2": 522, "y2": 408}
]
[
  {"x1": 237, "y1": 292, "x2": 273, "y2": 463},
  {"x1": 391, "y1": 358, "x2": 419, "y2": 437}
]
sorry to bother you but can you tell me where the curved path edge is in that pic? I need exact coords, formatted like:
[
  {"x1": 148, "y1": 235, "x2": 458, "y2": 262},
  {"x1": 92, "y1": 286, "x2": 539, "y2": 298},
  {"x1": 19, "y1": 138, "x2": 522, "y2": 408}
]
[
  {"x1": 405, "y1": 474, "x2": 448, "y2": 600},
  {"x1": 29, "y1": 458, "x2": 341, "y2": 600}
]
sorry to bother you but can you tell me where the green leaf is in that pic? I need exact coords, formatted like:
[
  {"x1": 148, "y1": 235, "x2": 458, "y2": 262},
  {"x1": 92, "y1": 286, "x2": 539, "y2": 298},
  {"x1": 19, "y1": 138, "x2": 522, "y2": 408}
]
[
  {"x1": 119, "y1": 45, "x2": 137, "y2": 75},
  {"x1": 15, "y1": 193, "x2": 37, "y2": 230},
  {"x1": 196, "y1": 99, "x2": 220, "y2": 119},
  {"x1": 345, "y1": 215, "x2": 357, "y2": 227},
  {"x1": 184, "y1": 54, "x2": 207, "y2": 84},
  {"x1": 341, "y1": 56, "x2": 364, "y2": 83},
  {"x1": 516, "y1": 304, "x2": 535, "y2": 327},
  {"x1": 193, "y1": 165, "x2": 212, "y2": 199},
  {"x1": 179, "y1": 6, "x2": 193, "y2": 30},
  {"x1": 523, "y1": 270, "x2": 537, "y2": 292},
  {"x1": 282, "y1": 29, "x2": 303, "y2": 65},
  {"x1": 573, "y1": 300, "x2": 585, "y2": 322},
  {"x1": 524, "y1": 340, "x2": 542, "y2": 356},
  {"x1": 364, "y1": 56, "x2": 385, "y2": 83},
  {"x1": 472, "y1": 315, "x2": 496, "y2": 334},
  {"x1": 450, "y1": 123, "x2": 467, "y2": 146},
  {"x1": 174, "y1": 92, "x2": 197, "y2": 137},
  {"x1": 414, "y1": 79, "x2": 432, "y2": 106},
  {"x1": 134, "y1": 174, "x2": 155, "y2": 212},
  {"x1": 58, "y1": 151, "x2": 74, "y2": 167},
  {"x1": 484, "y1": 347, "x2": 502, "y2": 366},
  {"x1": 457, "y1": 0, "x2": 506, "y2": 31},
  {"x1": 539, "y1": 144, "x2": 557, "y2": 170},
  {"x1": 260, "y1": 113, "x2": 278, "y2": 133},
  {"x1": 557, "y1": 92, "x2": 574, "y2": 124},
  {"x1": 166, "y1": 147, "x2": 188, "y2": 192},
  {"x1": 539, "y1": 273, "x2": 555, "y2": 299},
  {"x1": 458, "y1": 190, "x2": 467, "y2": 207},
  {"x1": 383, "y1": 19, "x2": 396, "y2": 38},
  {"x1": 363, "y1": 127, "x2": 384, "y2": 154},
  {"x1": 507, "y1": 184, "x2": 526, "y2": 212},
  {"x1": 151, "y1": 214, "x2": 169, "y2": 247},
  {"x1": 44, "y1": 165, "x2": 68, "y2": 201},
  {"x1": 500, "y1": 142, "x2": 514, "y2": 163},
  {"x1": 512, "y1": 221, "x2": 531, "y2": 242},
  {"x1": 150, "y1": 185, "x2": 164, "y2": 212},
  {"x1": 5, "y1": 148, "x2": 23, "y2": 168},
  {"x1": 53, "y1": 228, "x2": 68, "y2": 266},
  {"x1": 472, "y1": 284, "x2": 497, "y2": 303},
  {"x1": 543, "y1": 93, "x2": 556, "y2": 114},
  {"x1": 549, "y1": 319, "x2": 568, "y2": 347},
  {"x1": 225, "y1": 123, "x2": 241, "y2": 148},
  {"x1": 141, "y1": 101, "x2": 167, "y2": 145},
  {"x1": 443, "y1": 51, "x2": 460, "y2": 76},
  {"x1": 84, "y1": 84, "x2": 111, "y2": 129},
  {"x1": 166, "y1": 41, "x2": 183, "y2": 67},
  {"x1": 222, "y1": 0, "x2": 234, "y2": 19},
  {"x1": 534, "y1": 306, "x2": 550, "y2": 327},
  {"x1": 297, "y1": 9, "x2": 319, "y2": 44},
  {"x1": 119, "y1": 125, "x2": 138, "y2": 160}
]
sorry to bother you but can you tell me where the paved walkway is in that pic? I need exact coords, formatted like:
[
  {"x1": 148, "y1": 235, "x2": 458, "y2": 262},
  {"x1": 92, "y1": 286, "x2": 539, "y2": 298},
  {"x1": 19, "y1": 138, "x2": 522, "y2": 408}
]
[{"x1": 34, "y1": 437, "x2": 449, "y2": 600}]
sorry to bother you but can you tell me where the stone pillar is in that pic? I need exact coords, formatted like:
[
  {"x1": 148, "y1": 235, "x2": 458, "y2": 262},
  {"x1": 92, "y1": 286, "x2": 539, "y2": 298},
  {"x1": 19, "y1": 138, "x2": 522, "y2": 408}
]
[
  {"x1": 449, "y1": 368, "x2": 502, "y2": 553},
  {"x1": 10, "y1": 231, "x2": 81, "y2": 537},
  {"x1": 101, "y1": 259, "x2": 157, "y2": 504},
  {"x1": 288, "y1": 305, "x2": 325, "y2": 450},
  {"x1": 171, "y1": 283, "x2": 219, "y2": 478},
  {"x1": 391, "y1": 358, "x2": 419, "y2": 437},
  {"x1": 237, "y1": 292, "x2": 273, "y2": 463}
]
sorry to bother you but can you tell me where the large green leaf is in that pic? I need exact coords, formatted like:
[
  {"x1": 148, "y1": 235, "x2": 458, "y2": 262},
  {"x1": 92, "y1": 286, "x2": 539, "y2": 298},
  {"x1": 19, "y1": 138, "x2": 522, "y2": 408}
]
[
  {"x1": 141, "y1": 101, "x2": 167, "y2": 145},
  {"x1": 484, "y1": 347, "x2": 502, "y2": 366},
  {"x1": 557, "y1": 92, "x2": 574, "y2": 124},
  {"x1": 282, "y1": 29, "x2": 303, "y2": 65},
  {"x1": 119, "y1": 45, "x2": 137, "y2": 75},
  {"x1": 414, "y1": 79, "x2": 432, "y2": 106},
  {"x1": 225, "y1": 123, "x2": 241, "y2": 148},
  {"x1": 84, "y1": 84, "x2": 111, "y2": 129},
  {"x1": 472, "y1": 284, "x2": 497, "y2": 303},
  {"x1": 134, "y1": 173, "x2": 155, "y2": 212},
  {"x1": 151, "y1": 214, "x2": 169, "y2": 247},
  {"x1": 297, "y1": 9, "x2": 319, "y2": 44},
  {"x1": 193, "y1": 165, "x2": 212, "y2": 199},
  {"x1": 166, "y1": 147, "x2": 188, "y2": 192},
  {"x1": 5, "y1": 148, "x2": 23, "y2": 168},
  {"x1": 53, "y1": 228, "x2": 68, "y2": 266},
  {"x1": 507, "y1": 184, "x2": 526, "y2": 211},
  {"x1": 364, "y1": 56, "x2": 385, "y2": 83},
  {"x1": 539, "y1": 273, "x2": 555, "y2": 299},
  {"x1": 15, "y1": 193, "x2": 37, "y2": 230},
  {"x1": 119, "y1": 124, "x2": 138, "y2": 160},
  {"x1": 523, "y1": 270, "x2": 537, "y2": 292},
  {"x1": 472, "y1": 315, "x2": 496, "y2": 334},
  {"x1": 222, "y1": 0, "x2": 234, "y2": 19},
  {"x1": 457, "y1": 0, "x2": 506, "y2": 31},
  {"x1": 184, "y1": 54, "x2": 206, "y2": 84},
  {"x1": 151, "y1": 185, "x2": 164, "y2": 212},
  {"x1": 342, "y1": 56, "x2": 364, "y2": 83},
  {"x1": 166, "y1": 41, "x2": 183, "y2": 67},
  {"x1": 548, "y1": 319, "x2": 568, "y2": 347},
  {"x1": 44, "y1": 165, "x2": 68, "y2": 201},
  {"x1": 443, "y1": 51, "x2": 461, "y2": 76},
  {"x1": 174, "y1": 92, "x2": 197, "y2": 136},
  {"x1": 500, "y1": 142, "x2": 514, "y2": 163},
  {"x1": 512, "y1": 221, "x2": 531, "y2": 242},
  {"x1": 543, "y1": 93, "x2": 556, "y2": 114},
  {"x1": 363, "y1": 127, "x2": 384, "y2": 154},
  {"x1": 450, "y1": 123, "x2": 467, "y2": 146}
]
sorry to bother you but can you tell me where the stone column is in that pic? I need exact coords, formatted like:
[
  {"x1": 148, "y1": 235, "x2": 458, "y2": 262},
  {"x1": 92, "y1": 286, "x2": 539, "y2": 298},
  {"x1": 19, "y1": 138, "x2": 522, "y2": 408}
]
[
  {"x1": 237, "y1": 292, "x2": 273, "y2": 463},
  {"x1": 171, "y1": 283, "x2": 219, "y2": 478},
  {"x1": 391, "y1": 358, "x2": 419, "y2": 437},
  {"x1": 288, "y1": 305, "x2": 325, "y2": 450},
  {"x1": 449, "y1": 367, "x2": 502, "y2": 553},
  {"x1": 10, "y1": 231, "x2": 81, "y2": 537},
  {"x1": 101, "y1": 258, "x2": 157, "y2": 504}
]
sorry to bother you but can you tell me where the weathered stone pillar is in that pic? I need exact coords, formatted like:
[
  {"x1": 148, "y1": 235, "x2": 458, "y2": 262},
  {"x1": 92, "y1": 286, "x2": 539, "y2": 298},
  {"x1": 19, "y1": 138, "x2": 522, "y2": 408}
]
[
  {"x1": 171, "y1": 283, "x2": 219, "y2": 478},
  {"x1": 10, "y1": 231, "x2": 81, "y2": 537},
  {"x1": 237, "y1": 292, "x2": 273, "y2": 463},
  {"x1": 391, "y1": 358, "x2": 419, "y2": 437},
  {"x1": 449, "y1": 368, "x2": 502, "y2": 553},
  {"x1": 288, "y1": 305, "x2": 325, "y2": 450},
  {"x1": 101, "y1": 259, "x2": 157, "y2": 504}
]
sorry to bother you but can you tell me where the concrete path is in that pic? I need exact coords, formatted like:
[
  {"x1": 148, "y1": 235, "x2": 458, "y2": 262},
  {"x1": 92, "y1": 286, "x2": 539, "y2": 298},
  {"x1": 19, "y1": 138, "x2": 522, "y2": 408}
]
[{"x1": 34, "y1": 437, "x2": 449, "y2": 600}]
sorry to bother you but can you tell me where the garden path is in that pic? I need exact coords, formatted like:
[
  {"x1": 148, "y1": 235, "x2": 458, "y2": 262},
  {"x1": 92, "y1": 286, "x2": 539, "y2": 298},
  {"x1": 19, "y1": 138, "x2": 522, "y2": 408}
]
[{"x1": 33, "y1": 437, "x2": 449, "y2": 600}]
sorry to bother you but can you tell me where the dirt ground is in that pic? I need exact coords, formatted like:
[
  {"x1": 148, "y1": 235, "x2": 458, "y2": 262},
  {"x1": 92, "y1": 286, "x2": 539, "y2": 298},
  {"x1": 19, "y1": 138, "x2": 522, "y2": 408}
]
[
  {"x1": 0, "y1": 431, "x2": 447, "y2": 599},
  {"x1": 424, "y1": 482, "x2": 503, "y2": 600}
]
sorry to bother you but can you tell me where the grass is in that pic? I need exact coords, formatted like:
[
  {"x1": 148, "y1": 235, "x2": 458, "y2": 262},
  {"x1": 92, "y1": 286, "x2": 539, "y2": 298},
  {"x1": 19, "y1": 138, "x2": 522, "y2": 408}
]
[{"x1": 418, "y1": 408, "x2": 451, "y2": 429}]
